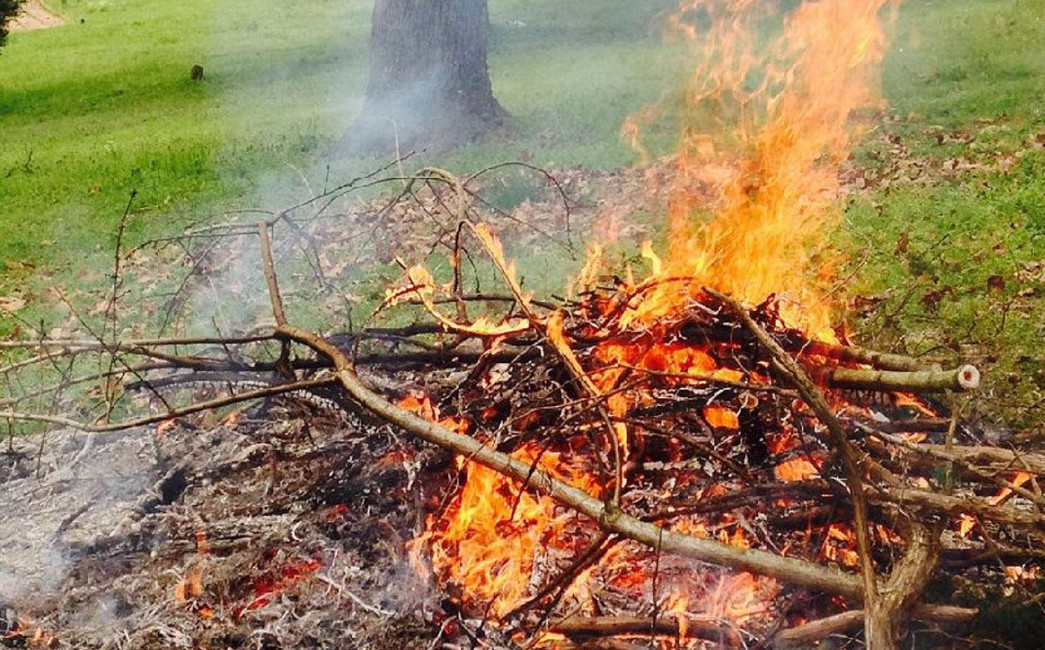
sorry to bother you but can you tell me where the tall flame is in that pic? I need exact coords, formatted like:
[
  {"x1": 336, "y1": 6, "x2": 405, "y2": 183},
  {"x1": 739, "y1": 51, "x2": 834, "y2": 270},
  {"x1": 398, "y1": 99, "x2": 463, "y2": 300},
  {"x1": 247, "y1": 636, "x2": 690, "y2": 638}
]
[
  {"x1": 624, "y1": 0, "x2": 897, "y2": 335},
  {"x1": 411, "y1": 0, "x2": 901, "y2": 636}
]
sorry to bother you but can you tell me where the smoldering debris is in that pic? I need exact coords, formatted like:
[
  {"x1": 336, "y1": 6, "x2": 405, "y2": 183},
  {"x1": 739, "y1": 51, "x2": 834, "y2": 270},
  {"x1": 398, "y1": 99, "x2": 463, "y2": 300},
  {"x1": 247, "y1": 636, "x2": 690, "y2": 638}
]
[
  {"x1": 0, "y1": 403, "x2": 444, "y2": 650},
  {"x1": 0, "y1": 428, "x2": 159, "y2": 603}
]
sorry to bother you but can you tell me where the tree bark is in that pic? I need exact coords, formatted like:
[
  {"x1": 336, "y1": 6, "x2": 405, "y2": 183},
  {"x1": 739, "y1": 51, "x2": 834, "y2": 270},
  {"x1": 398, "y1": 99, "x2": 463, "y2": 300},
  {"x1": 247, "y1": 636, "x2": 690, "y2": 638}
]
[
  {"x1": 337, "y1": 0, "x2": 507, "y2": 155},
  {"x1": 864, "y1": 522, "x2": 940, "y2": 649},
  {"x1": 814, "y1": 364, "x2": 980, "y2": 393}
]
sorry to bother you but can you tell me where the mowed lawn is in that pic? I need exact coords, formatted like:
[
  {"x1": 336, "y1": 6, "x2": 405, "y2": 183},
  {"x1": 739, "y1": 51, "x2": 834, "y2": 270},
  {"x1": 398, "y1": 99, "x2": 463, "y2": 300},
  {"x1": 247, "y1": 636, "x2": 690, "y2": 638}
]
[
  {"x1": 0, "y1": 0, "x2": 678, "y2": 277},
  {"x1": 0, "y1": 0, "x2": 1042, "y2": 433}
]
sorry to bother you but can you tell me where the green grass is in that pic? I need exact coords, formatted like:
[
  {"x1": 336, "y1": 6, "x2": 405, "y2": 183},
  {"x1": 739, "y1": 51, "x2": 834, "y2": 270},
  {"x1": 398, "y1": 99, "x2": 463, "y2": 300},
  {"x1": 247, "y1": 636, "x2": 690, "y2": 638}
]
[
  {"x1": 0, "y1": 0, "x2": 1042, "y2": 434},
  {"x1": 839, "y1": 0, "x2": 1045, "y2": 436},
  {"x1": 0, "y1": 0, "x2": 679, "y2": 284}
]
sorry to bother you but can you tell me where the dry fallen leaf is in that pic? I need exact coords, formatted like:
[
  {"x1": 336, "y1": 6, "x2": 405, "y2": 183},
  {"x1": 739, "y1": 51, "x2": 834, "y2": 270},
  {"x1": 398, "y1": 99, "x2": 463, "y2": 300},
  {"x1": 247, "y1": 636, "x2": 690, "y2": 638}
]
[{"x1": 0, "y1": 295, "x2": 27, "y2": 312}]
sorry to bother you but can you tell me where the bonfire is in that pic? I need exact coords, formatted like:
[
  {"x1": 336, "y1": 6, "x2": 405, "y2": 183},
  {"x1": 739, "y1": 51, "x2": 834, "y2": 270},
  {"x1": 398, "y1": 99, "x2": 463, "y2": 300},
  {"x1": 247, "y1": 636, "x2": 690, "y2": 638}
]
[{"x1": 2, "y1": 1, "x2": 1042, "y2": 649}]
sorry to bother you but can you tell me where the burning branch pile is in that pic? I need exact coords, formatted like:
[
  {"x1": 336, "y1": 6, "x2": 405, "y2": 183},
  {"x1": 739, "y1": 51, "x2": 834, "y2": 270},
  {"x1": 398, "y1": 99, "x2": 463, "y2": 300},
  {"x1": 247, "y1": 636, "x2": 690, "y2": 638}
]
[
  {"x1": 2, "y1": 170, "x2": 1041, "y2": 648},
  {"x1": 3, "y1": 1, "x2": 1043, "y2": 648}
]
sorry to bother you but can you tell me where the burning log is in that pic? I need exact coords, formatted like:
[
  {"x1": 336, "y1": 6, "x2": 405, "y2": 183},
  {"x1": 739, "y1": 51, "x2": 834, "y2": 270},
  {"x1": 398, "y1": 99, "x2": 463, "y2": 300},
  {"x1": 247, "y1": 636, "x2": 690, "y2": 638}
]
[
  {"x1": 550, "y1": 615, "x2": 743, "y2": 647},
  {"x1": 814, "y1": 364, "x2": 980, "y2": 393}
]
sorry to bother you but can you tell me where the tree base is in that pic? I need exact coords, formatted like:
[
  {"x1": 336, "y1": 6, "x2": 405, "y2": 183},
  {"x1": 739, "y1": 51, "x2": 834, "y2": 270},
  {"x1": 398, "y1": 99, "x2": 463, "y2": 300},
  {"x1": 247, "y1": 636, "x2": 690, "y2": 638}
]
[{"x1": 330, "y1": 102, "x2": 509, "y2": 158}]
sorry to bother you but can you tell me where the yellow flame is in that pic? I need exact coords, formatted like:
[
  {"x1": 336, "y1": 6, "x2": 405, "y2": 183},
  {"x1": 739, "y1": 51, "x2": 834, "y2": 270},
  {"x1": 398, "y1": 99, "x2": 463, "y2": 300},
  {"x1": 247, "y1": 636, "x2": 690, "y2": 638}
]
[
  {"x1": 621, "y1": 0, "x2": 897, "y2": 335},
  {"x1": 413, "y1": 445, "x2": 599, "y2": 618}
]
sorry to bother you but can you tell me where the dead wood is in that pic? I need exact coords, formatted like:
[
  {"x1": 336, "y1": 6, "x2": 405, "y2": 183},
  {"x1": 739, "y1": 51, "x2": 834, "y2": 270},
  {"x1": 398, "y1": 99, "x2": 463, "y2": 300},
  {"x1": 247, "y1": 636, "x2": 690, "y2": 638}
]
[
  {"x1": 773, "y1": 604, "x2": 975, "y2": 648},
  {"x1": 815, "y1": 364, "x2": 980, "y2": 393},
  {"x1": 773, "y1": 610, "x2": 866, "y2": 648},
  {"x1": 917, "y1": 444, "x2": 1045, "y2": 475},
  {"x1": 280, "y1": 319, "x2": 870, "y2": 599},
  {"x1": 709, "y1": 289, "x2": 881, "y2": 620},
  {"x1": 0, "y1": 377, "x2": 338, "y2": 432},
  {"x1": 866, "y1": 427, "x2": 1045, "y2": 508},
  {"x1": 252, "y1": 233, "x2": 872, "y2": 601},
  {"x1": 550, "y1": 615, "x2": 743, "y2": 647},
  {"x1": 867, "y1": 484, "x2": 1045, "y2": 527},
  {"x1": 864, "y1": 521, "x2": 940, "y2": 649},
  {"x1": 942, "y1": 544, "x2": 1045, "y2": 568},
  {"x1": 803, "y1": 340, "x2": 940, "y2": 372},
  {"x1": 873, "y1": 418, "x2": 951, "y2": 433}
]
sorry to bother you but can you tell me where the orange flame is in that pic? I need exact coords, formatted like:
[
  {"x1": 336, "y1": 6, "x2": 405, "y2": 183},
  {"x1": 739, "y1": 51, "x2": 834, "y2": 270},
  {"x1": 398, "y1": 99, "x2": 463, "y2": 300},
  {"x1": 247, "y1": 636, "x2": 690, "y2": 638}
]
[
  {"x1": 989, "y1": 471, "x2": 1032, "y2": 506},
  {"x1": 774, "y1": 456, "x2": 820, "y2": 482},
  {"x1": 222, "y1": 409, "x2": 241, "y2": 428},
  {"x1": 175, "y1": 527, "x2": 210, "y2": 604},
  {"x1": 398, "y1": 392, "x2": 469, "y2": 434},
  {"x1": 410, "y1": 0, "x2": 901, "y2": 634},
  {"x1": 621, "y1": 0, "x2": 897, "y2": 336},
  {"x1": 822, "y1": 523, "x2": 861, "y2": 567},
  {"x1": 704, "y1": 406, "x2": 740, "y2": 430},
  {"x1": 412, "y1": 445, "x2": 600, "y2": 618}
]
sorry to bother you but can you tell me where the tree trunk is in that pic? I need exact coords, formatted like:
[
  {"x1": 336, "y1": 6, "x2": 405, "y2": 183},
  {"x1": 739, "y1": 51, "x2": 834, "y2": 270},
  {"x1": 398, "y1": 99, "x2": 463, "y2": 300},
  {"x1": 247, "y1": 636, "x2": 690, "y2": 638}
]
[{"x1": 336, "y1": 0, "x2": 507, "y2": 155}]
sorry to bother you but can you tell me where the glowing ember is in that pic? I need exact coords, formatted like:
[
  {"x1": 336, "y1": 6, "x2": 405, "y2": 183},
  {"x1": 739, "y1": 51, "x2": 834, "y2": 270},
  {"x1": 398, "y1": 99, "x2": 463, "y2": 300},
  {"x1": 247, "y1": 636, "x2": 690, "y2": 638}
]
[{"x1": 245, "y1": 557, "x2": 322, "y2": 612}]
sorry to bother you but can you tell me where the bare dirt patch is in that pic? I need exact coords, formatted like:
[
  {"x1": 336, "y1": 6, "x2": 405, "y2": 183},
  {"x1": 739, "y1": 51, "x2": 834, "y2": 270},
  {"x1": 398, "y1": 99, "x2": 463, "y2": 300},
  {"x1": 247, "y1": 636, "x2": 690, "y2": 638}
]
[{"x1": 10, "y1": 1, "x2": 63, "y2": 32}]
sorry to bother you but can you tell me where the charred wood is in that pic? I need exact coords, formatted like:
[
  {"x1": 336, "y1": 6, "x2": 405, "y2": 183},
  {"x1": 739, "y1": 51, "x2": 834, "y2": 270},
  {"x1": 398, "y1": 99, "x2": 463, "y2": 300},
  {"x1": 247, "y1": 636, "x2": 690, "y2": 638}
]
[{"x1": 551, "y1": 615, "x2": 742, "y2": 647}]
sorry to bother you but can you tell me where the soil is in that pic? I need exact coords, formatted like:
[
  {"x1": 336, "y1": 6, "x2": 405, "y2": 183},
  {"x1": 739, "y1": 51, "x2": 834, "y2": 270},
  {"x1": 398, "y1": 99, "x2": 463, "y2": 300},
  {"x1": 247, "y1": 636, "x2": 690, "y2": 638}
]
[{"x1": 10, "y1": 1, "x2": 63, "y2": 32}]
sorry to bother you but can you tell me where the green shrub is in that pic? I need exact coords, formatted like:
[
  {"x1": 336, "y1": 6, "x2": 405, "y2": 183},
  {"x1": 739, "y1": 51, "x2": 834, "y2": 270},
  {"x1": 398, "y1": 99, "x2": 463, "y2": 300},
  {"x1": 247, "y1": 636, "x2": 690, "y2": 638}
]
[{"x1": 0, "y1": 0, "x2": 22, "y2": 53}]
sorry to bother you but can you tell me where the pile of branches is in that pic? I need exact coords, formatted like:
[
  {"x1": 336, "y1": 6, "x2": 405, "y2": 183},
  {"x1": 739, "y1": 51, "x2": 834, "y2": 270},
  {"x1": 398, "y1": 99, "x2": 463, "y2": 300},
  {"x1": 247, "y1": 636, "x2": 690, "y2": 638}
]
[{"x1": 2, "y1": 168, "x2": 1043, "y2": 649}]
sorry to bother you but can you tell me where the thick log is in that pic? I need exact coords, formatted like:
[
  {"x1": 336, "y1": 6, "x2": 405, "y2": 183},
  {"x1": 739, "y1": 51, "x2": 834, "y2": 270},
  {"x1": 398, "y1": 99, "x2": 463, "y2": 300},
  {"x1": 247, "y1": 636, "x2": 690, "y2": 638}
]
[
  {"x1": 803, "y1": 341, "x2": 939, "y2": 372},
  {"x1": 551, "y1": 615, "x2": 742, "y2": 647},
  {"x1": 815, "y1": 365, "x2": 980, "y2": 393}
]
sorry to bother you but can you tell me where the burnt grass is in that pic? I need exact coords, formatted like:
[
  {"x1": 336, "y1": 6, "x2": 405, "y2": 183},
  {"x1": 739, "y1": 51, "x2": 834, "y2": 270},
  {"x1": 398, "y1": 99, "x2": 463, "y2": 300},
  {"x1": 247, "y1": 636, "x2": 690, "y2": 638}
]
[{"x1": 0, "y1": 400, "x2": 452, "y2": 650}]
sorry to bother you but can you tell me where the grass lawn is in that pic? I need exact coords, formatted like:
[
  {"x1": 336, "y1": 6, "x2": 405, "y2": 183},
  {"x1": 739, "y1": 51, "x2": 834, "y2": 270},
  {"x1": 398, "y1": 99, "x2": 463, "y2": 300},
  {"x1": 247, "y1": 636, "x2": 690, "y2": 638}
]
[
  {"x1": 841, "y1": 0, "x2": 1045, "y2": 435},
  {"x1": 0, "y1": 0, "x2": 1042, "y2": 435},
  {"x1": 0, "y1": 0, "x2": 678, "y2": 278}
]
